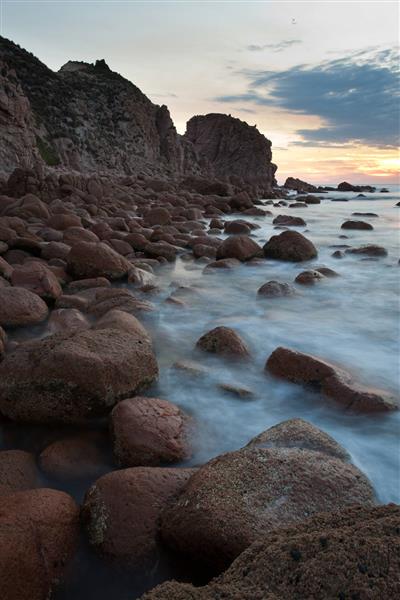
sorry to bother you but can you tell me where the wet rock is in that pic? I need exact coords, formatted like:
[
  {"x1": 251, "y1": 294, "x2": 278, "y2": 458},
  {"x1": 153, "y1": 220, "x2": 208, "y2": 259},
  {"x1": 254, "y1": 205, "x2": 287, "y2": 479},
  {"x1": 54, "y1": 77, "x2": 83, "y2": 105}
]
[
  {"x1": 48, "y1": 308, "x2": 90, "y2": 333},
  {"x1": 11, "y1": 262, "x2": 62, "y2": 301},
  {"x1": 127, "y1": 266, "x2": 155, "y2": 287},
  {"x1": 216, "y1": 235, "x2": 262, "y2": 262},
  {"x1": 0, "y1": 488, "x2": 79, "y2": 600},
  {"x1": 266, "y1": 346, "x2": 398, "y2": 412},
  {"x1": 111, "y1": 396, "x2": 191, "y2": 467},
  {"x1": 160, "y1": 444, "x2": 375, "y2": 570},
  {"x1": 218, "y1": 383, "x2": 254, "y2": 399},
  {"x1": 0, "y1": 450, "x2": 39, "y2": 496},
  {"x1": 332, "y1": 250, "x2": 344, "y2": 259},
  {"x1": 65, "y1": 276, "x2": 111, "y2": 293},
  {"x1": 345, "y1": 244, "x2": 388, "y2": 257},
  {"x1": 204, "y1": 258, "x2": 241, "y2": 270},
  {"x1": 39, "y1": 435, "x2": 108, "y2": 480},
  {"x1": 94, "y1": 309, "x2": 151, "y2": 343},
  {"x1": 224, "y1": 220, "x2": 251, "y2": 235},
  {"x1": 272, "y1": 215, "x2": 306, "y2": 227},
  {"x1": 0, "y1": 286, "x2": 48, "y2": 328},
  {"x1": 246, "y1": 418, "x2": 349, "y2": 460},
  {"x1": 295, "y1": 269, "x2": 325, "y2": 285},
  {"x1": 81, "y1": 467, "x2": 195, "y2": 569},
  {"x1": 297, "y1": 194, "x2": 321, "y2": 204},
  {"x1": 289, "y1": 202, "x2": 307, "y2": 208},
  {"x1": 144, "y1": 505, "x2": 400, "y2": 600},
  {"x1": 145, "y1": 241, "x2": 178, "y2": 262},
  {"x1": 315, "y1": 266, "x2": 339, "y2": 277},
  {"x1": 0, "y1": 328, "x2": 158, "y2": 423},
  {"x1": 87, "y1": 287, "x2": 154, "y2": 318},
  {"x1": 352, "y1": 212, "x2": 379, "y2": 217},
  {"x1": 193, "y1": 244, "x2": 217, "y2": 259},
  {"x1": 196, "y1": 326, "x2": 250, "y2": 358},
  {"x1": 257, "y1": 280, "x2": 295, "y2": 298},
  {"x1": 263, "y1": 230, "x2": 317, "y2": 262},
  {"x1": 341, "y1": 220, "x2": 373, "y2": 230},
  {"x1": 67, "y1": 241, "x2": 132, "y2": 280}
]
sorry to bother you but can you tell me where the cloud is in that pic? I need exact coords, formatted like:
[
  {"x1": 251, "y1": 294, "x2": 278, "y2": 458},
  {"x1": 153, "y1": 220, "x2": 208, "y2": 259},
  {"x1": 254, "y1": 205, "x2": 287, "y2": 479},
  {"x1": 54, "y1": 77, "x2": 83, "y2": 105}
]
[
  {"x1": 246, "y1": 40, "x2": 302, "y2": 53},
  {"x1": 215, "y1": 48, "x2": 400, "y2": 147}
]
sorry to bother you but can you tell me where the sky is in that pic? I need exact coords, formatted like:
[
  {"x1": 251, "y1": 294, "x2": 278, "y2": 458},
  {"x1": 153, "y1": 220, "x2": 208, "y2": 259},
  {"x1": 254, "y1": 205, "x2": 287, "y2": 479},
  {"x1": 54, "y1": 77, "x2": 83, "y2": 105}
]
[{"x1": 0, "y1": 0, "x2": 399, "y2": 184}]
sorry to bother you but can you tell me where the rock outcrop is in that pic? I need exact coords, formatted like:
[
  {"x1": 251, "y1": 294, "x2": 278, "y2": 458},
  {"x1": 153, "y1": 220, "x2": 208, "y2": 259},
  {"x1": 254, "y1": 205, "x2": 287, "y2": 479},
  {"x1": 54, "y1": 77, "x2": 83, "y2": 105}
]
[{"x1": 184, "y1": 113, "x2": 277, "y2": 194}]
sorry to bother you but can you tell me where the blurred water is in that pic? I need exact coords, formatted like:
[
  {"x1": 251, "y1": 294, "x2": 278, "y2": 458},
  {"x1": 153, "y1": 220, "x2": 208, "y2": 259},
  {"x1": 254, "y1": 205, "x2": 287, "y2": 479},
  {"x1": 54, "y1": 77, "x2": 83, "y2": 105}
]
[{"x1": 141, "y1": 187, "x2": 400, "y2": 503}]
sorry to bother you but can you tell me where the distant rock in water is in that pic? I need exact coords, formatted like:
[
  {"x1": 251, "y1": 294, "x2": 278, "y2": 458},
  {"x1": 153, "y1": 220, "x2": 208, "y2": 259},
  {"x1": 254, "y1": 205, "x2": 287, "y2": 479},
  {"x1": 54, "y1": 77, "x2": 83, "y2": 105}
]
[
  {"x1": 337, "y1": 182, "x2": 376, "y2": 192},
  {"x1": 283, "y1": 177, "x2": 318, "y2": 193}
]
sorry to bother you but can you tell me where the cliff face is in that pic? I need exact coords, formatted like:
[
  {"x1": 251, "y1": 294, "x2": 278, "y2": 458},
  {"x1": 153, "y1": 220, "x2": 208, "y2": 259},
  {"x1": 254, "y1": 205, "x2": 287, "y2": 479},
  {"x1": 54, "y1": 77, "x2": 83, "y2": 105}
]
[
  {"x1": 0, "y1": 38, "x2": 200, "y2": 177},
  {"x1": 0, "y1": 37, "x2": 277, "y2": 192},
  {"x1": 184, "y1": 113, "x2": 277, "y2": 191}
]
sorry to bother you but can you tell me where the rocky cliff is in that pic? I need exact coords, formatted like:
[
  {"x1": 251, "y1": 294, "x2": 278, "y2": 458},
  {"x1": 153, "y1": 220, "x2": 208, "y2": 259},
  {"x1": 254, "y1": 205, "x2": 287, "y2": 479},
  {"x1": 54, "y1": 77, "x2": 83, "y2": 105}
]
[
  {"x1": 0, "y1": 37, "x2": 276, "y2": 194},
  {"x1": 184, "y1": 113, "x2": 277, "y2": 193}
]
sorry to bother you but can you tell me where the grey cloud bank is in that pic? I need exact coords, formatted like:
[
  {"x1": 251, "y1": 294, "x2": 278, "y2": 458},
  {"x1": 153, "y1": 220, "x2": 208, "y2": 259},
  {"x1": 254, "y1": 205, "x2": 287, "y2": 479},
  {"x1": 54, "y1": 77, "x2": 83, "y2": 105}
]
[{"x1": 216, "y1": 48, "x2": 399, "y2": 148}]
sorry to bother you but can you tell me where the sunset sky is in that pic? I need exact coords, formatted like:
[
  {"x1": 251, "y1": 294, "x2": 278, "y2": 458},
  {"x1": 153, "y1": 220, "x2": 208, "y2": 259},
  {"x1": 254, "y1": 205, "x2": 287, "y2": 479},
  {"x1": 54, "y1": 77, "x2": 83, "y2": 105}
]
[{"x1": 1, "y1": 0, "x2": 399, "y2": 184}]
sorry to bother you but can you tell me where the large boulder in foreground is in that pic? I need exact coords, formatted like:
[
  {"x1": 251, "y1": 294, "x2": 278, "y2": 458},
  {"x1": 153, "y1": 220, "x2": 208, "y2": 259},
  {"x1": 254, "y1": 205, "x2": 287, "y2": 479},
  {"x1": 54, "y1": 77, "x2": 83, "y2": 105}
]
[
  {"x1": 66, "y1": 241, "x2": 132, "y2": 280},
  {"x1": 160, "y1": 431, "x2": 375, "y2": 570},
  {"x1": 0, "y1": 488, "x2": 79, "y2": 600},
  {"x1": 263, "y1": 230, "x2": 317, "y2": 262},
  {"x1": 111, "y1": 396, "x2": 191, "y2": 467},
  {"x1": 0, "y1": 286, "x2": 48, "y2": 328},
  {"x1": 143, "y1": 504, "x2": 400, "y2": 600},
  {"x1": 216, "y1": 235, "x2": 262, "y2": 262},
  {"x1": 82, "y1": 467, "x2": 195, "y2": 569},
  {"x1": 0, "y1": 328, "x2": 158, "y2": 423},
  {"x1": 246, "y1": 418, "x2": 350, "y2": 461},
  {"x1": 266, "y1": 346, "x2": 398, "y2": 412}
]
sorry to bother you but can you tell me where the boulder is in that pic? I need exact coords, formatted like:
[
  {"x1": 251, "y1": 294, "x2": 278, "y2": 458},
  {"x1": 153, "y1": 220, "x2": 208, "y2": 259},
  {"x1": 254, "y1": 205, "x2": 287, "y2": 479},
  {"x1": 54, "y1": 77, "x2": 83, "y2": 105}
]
[
  {"x1": 341, "y1": 220, "x2": 373, "y2": 230},
  {"x1": 246, "y1": 418, "x2": 349, "y2": 460},
  {"x1": 196, "y1": 326, "x2": 250, "y2": 358},
  {"x1": 216, "y1": 235, "x2": 262, "y2": 262},
  {"x1": 0, "y1": 450, "x2": 39, "y2": 496},
  {"x1": 266, "y1": 346, "x2": 398, "y2": 412},
  {"x1": 272, "y1": 215, "x2": 306, "y2": 227},
  {"x1": 224, "y1": 220, "x2": 251, "y2": 235},
  {"x1": 81, "y1": 467, "x2": 195, "y2": 569},
  {"x1": 0, "y1": 286, "x2": 48, "y2": 328},
  {"x1": 111, "y1": 396, "x2": 191, "y2": 467},
  {"x1": 263, "y1": 231, "x2": 317, "y2": 262},
  {"x1": 160, "y1": 443, "x2": 375, "y2": 570},
  {"x1": 47, "y1": 308, "x2": 90, "y2": 333},
  {"x1": 11, "y1": 262, "x2": 62, "y2": 301},
  {"x1": 257, "y1": 280, "x2": 295, "y2": 298},
  {"x1": 0, "y1": 327, "x2": 158, "y2": 423},
  {"x1": 295, "y1": 269, "x2": 325, "y2": 285},
  {"x1": 93, "y1": 309, "x2": 151, "y2": 343},
  {"x1": 143, "y1": 505, "x2": 400, "y2": 600},
  {"x1": 39, "y1": 434, "x2": 108, "y2": 480},
  {"x1": 0, "y1": 488, "x2": 79, "y2": 600},
  {"x1": 67, "y1": 241, "x2": 132, "y2": 280},
  {"x1": 345, "y1": 245, "x2": 388, "y2": 257}
]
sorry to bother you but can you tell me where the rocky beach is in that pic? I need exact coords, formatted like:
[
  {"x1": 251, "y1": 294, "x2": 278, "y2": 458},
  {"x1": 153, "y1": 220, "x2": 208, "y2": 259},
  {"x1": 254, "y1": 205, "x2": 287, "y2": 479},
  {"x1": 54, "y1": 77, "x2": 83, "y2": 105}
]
[{"x1": 0, "y1": 35, "x2": 399, "y2": 600}]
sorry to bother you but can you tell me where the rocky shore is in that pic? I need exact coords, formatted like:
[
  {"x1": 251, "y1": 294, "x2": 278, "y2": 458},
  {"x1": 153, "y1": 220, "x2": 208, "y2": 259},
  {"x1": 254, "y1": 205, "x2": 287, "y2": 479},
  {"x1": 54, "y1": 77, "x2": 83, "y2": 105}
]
[{"x1": 0, "y1": 36, "x2": 399, "y2": 600}]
